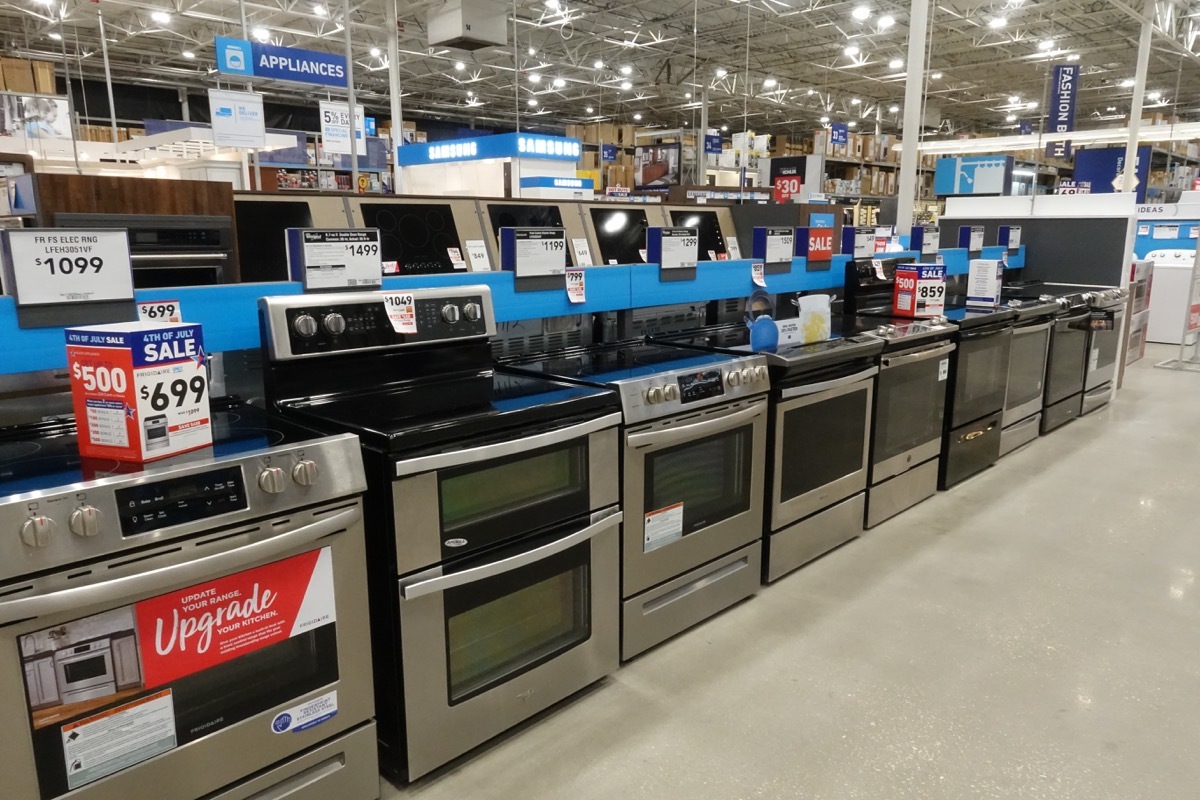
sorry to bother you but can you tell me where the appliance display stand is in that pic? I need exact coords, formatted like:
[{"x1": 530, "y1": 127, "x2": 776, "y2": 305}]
[{"x1": 1156, "y1": 247, "x2": 1200, "y2": 372}]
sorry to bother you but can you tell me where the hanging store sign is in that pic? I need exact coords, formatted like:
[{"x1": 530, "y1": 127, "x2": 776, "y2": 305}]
[
  {"x1": 933, "y1": 155, "x2": 1014, "y2": 196},
  {"x1": 215, "y1": 36, "x2": 348, "y2": 87},
  {"x1": 830, "y1": 123, "x2": 849, "y2": 145},
  {"x1": 1046, "y1": 64, "x2": 1079, "y2": 159},
  {"x1": 207, "y1": 89, "x2": 266, "y2": 149},
  {"x1": 396, "y1": 133, "x2": 582, "y2": 166}
]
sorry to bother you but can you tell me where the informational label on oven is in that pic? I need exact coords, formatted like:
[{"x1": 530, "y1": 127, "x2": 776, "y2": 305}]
[
  {"x1": 764, "y1": 228, "x2": 794, "y2": 263},
  {"x1": 18, "y1": 548, "x2": 339, "y2": 798},
  {"x1": 382, "y1": 292, "x2": 417, "y2": 333},
  {"x1": 287, "y1": 228, "x2": 382, "y2": 291},
  {"x1": 464, "y1": 239, "x2": 491, "y2": 272},
  {"x1": 0, "y1": 229, "x2": 135, "y2": 308},
  {"x1": 658, "y1": 228, "x2": 699, "y2": 270},
  {"x1": 137, "y1": 299, "x2": 183, "y2": 323},
  {"x1": 938, "y1": 358, "x2": 949, "y2": 381},
  {"x1": 1090, "y1": 347, "x2": 1099, "y2": 371},
  {"x1": 63, "y1": 690, "x2": 177, "y2": 791},
  {"x1": 508, "y1": 227, "x2": 567, "y2": 277},
  {"x1": 644, "y1": 503, "x2": 684, "y2": 552},
  {"x1": 271, "y1": 690, "x2": 338, "y2": 734},
  {"x1": 752, "y1": 262, "x2": 767, "y2": 288},
  {"x1": 572, "y1": 238, "x2": 594, "y2": 267},
  {"x1": 566, "y1": 270, "x2": 586, "y2": 303}
]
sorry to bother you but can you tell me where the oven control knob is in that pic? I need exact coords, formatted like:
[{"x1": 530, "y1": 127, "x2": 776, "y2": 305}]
[
  {"x1": 646, "y1": 386, "x2": 664, "y2": 404},
  {"x1": 740, "y1": 368, "x2": 754, "y2": 384},
  {"x1": 69, "y1": 506, "x2": 101, "y2": 537},
  {"x1": 293, "y1": 314, "x2": 319, "y2": 338},
  {"x1": 442, "y1": 304, "x2": 461, "y2": 324},
  {"x1": 20, "y1": 516, "x2": 55, "y2": 548},
  {"x1": 462, "y1": 302, "x2": 483, "y2": 322},
  {"x1": 292, "y1": 459, "x2": 320, "y2": 487},
  {"x1": 663, "y1": 384, "x2": 680, "y2": 401},
  {"x1": 754, "y1": 366, "x2": 769, "y2": 382},
  {"x1": 257, "y1": 467, "x2": 287, "y2": 494},
  {"x1": 322, "y1": 313, "x2": 347, "y2": 336},
  {"x1": 727, "y1": 371, "x2": 742, "y2": 387}
]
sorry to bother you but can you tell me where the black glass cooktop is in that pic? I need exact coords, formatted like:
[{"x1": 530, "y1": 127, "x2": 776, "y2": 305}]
[
  {"x1": 653, "y1": 324, "x2": 884, "y2": 373},
  {"x1": 278, "y1": 370, "x2": 618, "y2": 455},
  {"x1": 0, "y1": 399, "x2": 323, "y2": 500},
  {"x1": 858, "y1": 303, "x2": 1017, "y2": 329},
  {"x1": 505, "y1": 342, "x2": 749, "y2": 386}
]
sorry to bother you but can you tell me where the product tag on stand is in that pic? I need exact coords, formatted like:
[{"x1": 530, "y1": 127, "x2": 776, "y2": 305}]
[
  {"x1": 138, "y1": 300, "x2": 183, "y2": 323},
  {"x1": 382, "y1": 292, "x2": 416, "y2": 334},
  {"x1": 286, "y1": 229, "x2": 382, "y2": 291},
  {"x1": 893, "y1": 263, "x2": 946, "y2": 317},
  {"x1": 751, "y1": 262, "x2": 767, "y2": 287},
  {"x1": 446, "y1": 247, "x2": 466, "y2": 270},
  {"x1": 571, "y1": 238, "x2": 594, "y2": 267},
  {"x1": 566, "y1": 270, "x2": 586, "y2": 303},
  {"x1": 657, "y1": 228, "x2": 699, "y2": 270},
  {"x1": 1, "y1": 229, "x2": 135, "y2": 312},
  {"x1": 764, "y1": 228, "x2": 794, "y2": 264},
  {"x1": 727, "y1": 238, "x2": 742, "y2": 260},
  {"x1": 463, "y1": 240, "x2": 491, "y2": 272},
  {"x1": 504, "y1": 227, "x2": 567, "y2": 277}
]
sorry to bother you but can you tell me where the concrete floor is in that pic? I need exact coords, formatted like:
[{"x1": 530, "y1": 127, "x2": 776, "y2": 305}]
[{"x1": 383, "y1": 347, "x2": 1200, "y2": 800}]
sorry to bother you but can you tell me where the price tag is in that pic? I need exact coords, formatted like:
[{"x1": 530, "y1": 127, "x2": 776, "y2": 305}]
[
  {"x1": 764, "y1": 228, "x2": 794, "y2": 263},
  {"x1": 1, "y1": 229, "x2": 134, "y2": 307},
  {"x1": 509, "y1": 227, "x2": 567, "y2": 277},
  {"x1": 894, "y1": 263, "x2": 946, "y2": 317},
  {"x1": 938, "y1": 358, "x2": 949, "y2": 381},
  {"x1": 751, "y1": 262, "x2": 766, "y2": 287},
  {"x1": 571, "y1": 238, "x2": 594, "y2": 267},
  {"x1": 447, "y1": 247, "x2": 466, "y2": 269},
  {"x1": 287, "y1": 229, "x2": 382, "y2": 291},
  {"x1": 463, "y1": 240, "x2": 491, "y2": 272},
  {"x1": 137, "y1": 300, "x2": 182, "y2": 323},
  {"x1": 566, "y1": 269, "x2": 586, "y2": 303},
  {"x1": 968, "y1": 225, "x2": 985, "y2": 251},
  {"x1": 920, "y1": 226, "x2": 940, "y2": 257},
  {"x1": 853, "y1": 227, "x2": 874, "y2": 259},
  {"x1": 1191, "y1": 227, "x2": 1198, "y2": 240},
  {"x1": 658, "y1": 228, "x2": 699, "y2": 270},
  {"x1": 1137, "y1": 224, "x2": 1150, "y2": 235},
  {"x1": 1153, "y1": 224, "x2": 1180, "y2": 240},
  {"x1": 1006, "y1": 225, "x2": 1022, "y2": 250},
  {"x1": 382, "y1": 292, "x2": 416, "y2": 334},
  {"x1": 727, "y1": 238, "x2": 742, "y2": 260}
]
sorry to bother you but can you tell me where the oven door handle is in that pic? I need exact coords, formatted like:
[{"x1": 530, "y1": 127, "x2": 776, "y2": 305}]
[
  {"x1": 394, "y1": 412, "x2": 622, "y2": 477},
  {"x1": 1013, "y1": 320, "x2": 1054, "y2": 336},
  {"x1": 879, "y1": 342, "x2": 956, "y2": 369},
  {"x1": 779, "y1": 366, "x2": 879, "y2": 399},
  {"x1": 959, "y1": 326, "x2": 1011, "y2": 341},
  {"x1": 626, "y1": 401, "x2": 764, "y2": 450},
  {"x1": 399, "y1": 511, "x2": 623, "y2": 601},
  {"x1": 0, "y1": 507, "x2": 359, "y2": 626}
]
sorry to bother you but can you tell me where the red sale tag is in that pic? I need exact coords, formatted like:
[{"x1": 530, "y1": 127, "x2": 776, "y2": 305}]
[
  {"x1": 807, "y1": 228, "x2": 834, "y2": 261},
  {"x1": 773, "y1": 176, "x2": 802, "y2": 203}
]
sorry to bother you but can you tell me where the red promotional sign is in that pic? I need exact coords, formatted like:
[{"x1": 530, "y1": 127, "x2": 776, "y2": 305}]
[
  {"x1": 807, "y1": 228, "x2": 834, "y2": 261},
  {"x1": 134, "y1": 548, "x2": 335, "y2": 689},
  {"x1": 774, "y1": 176, "x2": 802, "y2": 203},
  {"x1": 1189, "y1": 303, "x2": 1200, "y2": 333}
]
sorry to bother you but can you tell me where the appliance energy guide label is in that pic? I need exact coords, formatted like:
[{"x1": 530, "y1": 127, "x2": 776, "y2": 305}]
[
  {"x1": 18, "y1": 548, "x2": 338, "y2": 796},
  {"x1": 644, "y1": 503, "x2": 684, "y2": 552},
  {"x1": 1, "y1": 229, "x2": 134, "y2": 307},
  {"x1": 286, "y1": 228, "x2": 382, "y2": 290}
]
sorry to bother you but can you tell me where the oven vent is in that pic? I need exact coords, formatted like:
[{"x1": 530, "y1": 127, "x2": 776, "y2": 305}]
[{"x1": 490, "y1": 317, "x2": 586, "y2": 359}]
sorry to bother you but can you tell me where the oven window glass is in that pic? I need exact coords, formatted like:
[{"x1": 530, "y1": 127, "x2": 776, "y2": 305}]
[
  {"x1": 781, "y1": 389, "x2": 868, "y2": 500},
  {"x1": 1007, "y1": 328, "x2": 1050, "y2": 411},
  {"x1": 670, "y1": 210, "x2": 725, "y2": 260},
  {"x1": 644, "y1": 426, "x2": 752, "y2": 539},
  {"x1": 62, "y1": 657, "x2": 108, "y2": 683},
  {"x1": 1091, "y1": 321, "x2": 1122, "y2": 374},
  {"x1": 874, "y1": 357, "x2": 948, "y2": 464},
  {"x1": 1046, "y1": 319, "x2": 1089, "y2": 403},
  {"x1": 439, "y1": 441, "x2": 589, "y2": 541},
  {"x1": 951, "y1": 332, "x2": 1012, "y2": 427},
  {"x1": 444, "y1": 541, "x2": 590, "y2": 704}
]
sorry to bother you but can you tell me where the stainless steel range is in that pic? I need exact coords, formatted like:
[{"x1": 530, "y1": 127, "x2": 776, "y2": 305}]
[
  {"x1": 505, "y1": 340, "x2": 769, "y2": 660},
  {"x1": 259, "y1": 287, "x2": 623, "y2": 783},
  {"x1": 1082, "y1": 288, "x2": 1130, "y2": 415},
  {"x1": 999, "y1": 297, "x2": 1059, "y2": 456},
  {"x1": 0, "y1": 399, "x2": 379, "y2": 800}
]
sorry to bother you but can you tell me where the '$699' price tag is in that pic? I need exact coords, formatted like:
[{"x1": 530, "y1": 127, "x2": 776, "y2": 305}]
[{"x1": 138, "y1": 375, "x2": 207, "y2": 412}]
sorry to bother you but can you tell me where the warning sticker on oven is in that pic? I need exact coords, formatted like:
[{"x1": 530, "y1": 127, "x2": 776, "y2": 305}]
[
  {"x1": 62, "y1": 689, "x2": 176, "y2": 791},
  {"x1": 644, "y1": 503, "x2": 684, "y2": 552},
  {"x1": 938, "y1": 358, "x2": 949, "y2": 381},
  {"x1": 271, "y1": 690, "x2": 338, "y2": 734}
]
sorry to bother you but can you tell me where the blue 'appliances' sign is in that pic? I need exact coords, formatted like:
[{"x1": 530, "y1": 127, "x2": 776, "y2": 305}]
[{"x1": 215, "y1": 36, "x2": 347, "y2": 88}]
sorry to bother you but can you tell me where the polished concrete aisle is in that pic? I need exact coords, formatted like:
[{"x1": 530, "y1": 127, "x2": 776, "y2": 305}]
[{"x1": 384, "y1": 349, "x2": 1200, "y2": 800}]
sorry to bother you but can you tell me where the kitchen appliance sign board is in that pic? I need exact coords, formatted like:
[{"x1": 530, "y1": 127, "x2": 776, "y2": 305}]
[
  {"x1": 18, "y1": 548, "x2": 337, "y2": 792},
  {"x1": 893, "y1": 263, "x2": 946, "y2": 317},
  {"x1": 286, "y1": 228, "x2": 382, "y2": 290},
  {"x1": 502, "y1": 227, "x2": 568, "y2": 277},
  {"x1": 215, "y1": 36, "x2": 347, "y2": 88},
  {"x1": 66, "y1": 322, "x2": 211, "y2": 462},
  {"x1": 318, "y1": 101, "x2": 365, "y2": 155},
  {"x1": 653, "y1": 227, "x2": 700, "y2": 270},
  {"x1": 0, "y1": 229, "x2": 134, "y2": 308}
]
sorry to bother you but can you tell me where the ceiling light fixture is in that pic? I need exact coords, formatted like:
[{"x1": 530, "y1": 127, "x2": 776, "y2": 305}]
[
  {"x1": 529, "y1": 72, "x2": 541, "y2": 83},
  {"x1": 634, "y1": 113, "x2": 642, "y2": 120},
  {"x1": 151, "y1": 10, "x2": 170, "y2": 23},
  {"x1": 252, "y1": 27, "x2": 270, "y2": 42},
  {"x1": 1065, "y1": 53, "x2": 1079, "y2": 61},
  {"x1": 467, "y1": 90, "x2": 473, "y2": 97},
  {"x1": 620, "y1": 65, "x2": 633, "y2": 75},
  {"x1": 807, "y1": 88, "x2": 816, "y2": 95},
  {"x1": 313, "y1": 3, "x2": 327, "y2": 15},
  {"x1": 528, "y1": 46, "x2": 536, "y2": 56},
  {"x1": 721, "y1": 124, "x2": 728, "y2": 131},
  {"x1": 182, "y1": 49, "x2": 195, "y2": 58},
  {"x1": 851, "y1": 97, "x2": 862, "y2": 105},
  {"x1": 454, "y1": 61, "x2": 465, "y2": 70},
  {"x1": 1006, "y1": 114, "x2": 1016, "y2": 122},
  {"x1": 685, "y1": 92, "x2": 692, "y2": 98},
  {"x1": 848, "y1": 121, "x2": 857, "y2": 127},
  {"x1": 1008, "y1": 95, "x2": 1019, "y2": 103},
  {"x1": 930, "y1": 71, "x2": 942, "y2": 79},
  {"x1": 844, "y1": 44, "x2": 860, "y2": 57},
  {"x1": 1038, "y1": 39, "x2": 1054, "y2": 50},
  {"x1": 851, "y1": 5, "x2": 871, "y2": 21},
  {"x1": 49, "y1": 31, "x2": 62, "y2": 40},
  {"x1": 878, "y1": 14, "x2": 895, "y2": 29},
  {"x1": 1106, "y1": 106, "x2": 1116, "y2": 111},
  {"x1": 1026, "y1": 100, "x2": 1038, "y2": 108},
  {"x1": 1147, "y1": 90, "x2": 1162, "y2": 100},
  {"x1": 715, "y1": 67, "x2": 728, "y2": 78},
  {"x1": 553, "y1": 77, "x2": 565, "y2": 87},
  {"x1": 888, "y1": 105, "x2": 899, "y2": 113},
  {"x1": 763, "y1": 77, "x2": 777, "y2": 88},
  {"x1": 888, "y1": 58, "x2": 903, "y2": 69},
  {"x1": 988, "y1": 16, "x2": 1006, "y2": 28},
  {"x1": 545, "y1": 0, "x2": 560, "y2": 8},
  {"x1": 527, "y1": 98, "x2": 538, "y2": 106},
  {"x1": 586, "y1": 106, "x2": 594, "y2": 113},
  {"x1": 819, "y1": 115, "x2": 830, "y2": 123},
  {"x1": 620, "y1": 80, "x2": 632, "y2": 90},
  {"x1": 371, "y1": 47, "x2": 382, "y2": 57},
  {"x1": 1120, "y1": 78, "x2": 1135, "y2": 88},
  {"x1": 593, "y1": 59, "x2": 603, "y2": 69}
]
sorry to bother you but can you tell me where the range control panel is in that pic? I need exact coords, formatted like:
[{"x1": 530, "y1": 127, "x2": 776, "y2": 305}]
[
  {"x1": 619, "y1": 355, "x2": 771, "y2": 425},
  {"x1": 262, "y1": 288, "x2": 497, "y2": 360}
]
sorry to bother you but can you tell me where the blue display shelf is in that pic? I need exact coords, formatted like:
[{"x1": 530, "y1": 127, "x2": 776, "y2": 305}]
[{"x1": 1133, "y1": 221, "x2": 1198, "y2": 259}]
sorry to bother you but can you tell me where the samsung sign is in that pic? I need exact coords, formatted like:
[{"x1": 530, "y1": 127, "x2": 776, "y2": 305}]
[
  {"x1": 215, "y1": 36, "x2": 347, "y2": 88},
  {"x1": 396, "y1": 133, "x2": 583, "y2": 166},
  {"x1": 1046, "y1": 64, "x2": 1079, "y2": 160},
  {"x1": 519, "y1": 177, "x2": 595, "y2": 189}
]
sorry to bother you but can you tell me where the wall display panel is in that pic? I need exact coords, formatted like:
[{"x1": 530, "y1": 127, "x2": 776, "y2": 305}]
[{"x1": 665, "y1": 206, "x2": 736, "y2": 261}]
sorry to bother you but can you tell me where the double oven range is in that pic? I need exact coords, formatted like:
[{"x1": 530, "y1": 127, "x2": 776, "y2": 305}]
[
  {"x1": 504, "y1": 341, "x2": 769, "y2": 660},
  {"x1": 652, "y1": 325, "x2": 884, "y2": 582},
  {"x1": 0, "y1": 399, "x2": 379, "y2": 800},
  {"x1": 260, "y1": 287, "x2": 623, "y2": 782}
]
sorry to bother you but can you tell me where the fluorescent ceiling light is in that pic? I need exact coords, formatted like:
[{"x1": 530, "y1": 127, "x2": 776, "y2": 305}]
[
  {"x1": 182, "y1": 49, "x2": 195, "y2": 58},
  {"x1": 852, "y1": 5, "x2": 871, "y2": 21},
  {"x1": 763, "y1": 77, "x2": 777, "y2": 88},
  {"x1": 1038, "y1": 39, "x2": 1054, "y2": 50},
  {"x1": 878, "y1": 15, "x2": 895, "y2": 29},
  {"x1": 620, "y1": 80, "x2": 632, "y2": 90},
  {"x1": 930, "y1": 71, "x2": 942, "y2": 79},
  {"x1": 848, "y1": 121, "x2": 857, "y2": 128},
  {"x1": 620, "y1": 65, "x2": 633, "y2": 75},
  {"x1": 49, "y1": 32, "x2": 62, "y2": 40},
  {"x1": 454, "y1": 61, "x2": 465, "y2": 70},
  {"x1": 988, "y1": 16, "x2": 1006, "y2": 28},
  {"x1": 888, "y1": 105, "x2": 899, "y2": 113},
  {"x1": 633, "y1": 113, "x2": 642, "y2": 120},
  {"x1": 252, "y1": 27, "x2": 270, "y2": 41},
  {"x1": 850, "y1": 97, "x2": 862, "y2": 105},
  {"x1": 888, "y1": 58, "x2": 903, "y2": 69},
  {"x1": 151, "y1": 10, "x2": 171, "y2": 23},
  {"x1": 844, "y1": 44, "x2": 860, "y2": 57},
  {"x1": 1106, "y1": 106, "x2": 1116, "y2": 111}
]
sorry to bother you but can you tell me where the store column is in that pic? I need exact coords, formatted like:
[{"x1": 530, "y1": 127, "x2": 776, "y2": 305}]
[
  {"x1": 386, "y1": 0, "x2": 404, "y2": 193},
  {"x1": 1122, "y1": 0, "x2": 1153, "y2": 193},
  {"x1": 895, "y1": 0, "x2": 930, "y2": 233}
]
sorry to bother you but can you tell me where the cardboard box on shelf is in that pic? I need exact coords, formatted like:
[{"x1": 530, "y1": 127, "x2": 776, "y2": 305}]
[
  {"x1": 581, "y1": 151, "x2": 599, "y2": 171},
  {"x1": 31, "y1": 60, "x2": 55, "y2": 94},
  {"x1": 619, "y1": 124, "x2": 636, "y2": 146},
  {"x1": 1, "y1": 57, "x2": 35, "y2": 93}
]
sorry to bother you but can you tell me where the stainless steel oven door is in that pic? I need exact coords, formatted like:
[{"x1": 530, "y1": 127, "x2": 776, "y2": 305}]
[
  {"x1": 396, "y1": 509, "x2": 620, "y2": 781},
  {"x1": 623, "y1": 397, "x2": 767, "y2": 596},
  {"x1": 1045, "y1": 311, "x2": 1090, "y2": 405},
  {"x1": 872, "y1": 342, "x2": 955, "y2": 482},
  {"x1": 950, "y1": 326, "x2": 1013, "y2": 428},
  {"x1": 0, "y1": 500, "x2": 374, "y2": 800},
  {"x1": 392, "y1": 415, "x2": 621, "y2": 575},
  {"x1": 1004, "y1": 320, "x2": 1052, "y2": 425},
  {"x1": 772, "y1": 368, "x2": 876, "y2": 530},
  {"x1": 1086, "y1": 307, "x2": 1128, "y2": 390}
]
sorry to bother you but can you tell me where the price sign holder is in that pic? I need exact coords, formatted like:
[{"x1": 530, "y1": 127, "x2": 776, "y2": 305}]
[
  {"x1": 500, "y1": 227, "x2": 568, "y2": 292},
  {"x1": 998, "y1": 224, "x2": 1022, "y2": 251},
  {"x1": 910, "y1": 225, "x2": 940, "y2": 258},
  {"x1": 892, "y1": 263, "x2": 946, "y2": 318},
  {"x1": 751, "y1": 227, "x2": 796, "y2": 274},
  {"x1": 795, "y1": 226, "x2": 834, "y2": 273},
  {"x1": 646, "y1": 227, "x2": 699, "y2": 282},
  {"x1": 1, "y1": 229, "x2": 136, "y2": 329},
  {"x1": 957, "y1": 225, "x2": 985, "y2": 255},
  {"x1": 840, "y1": 225, "x2": 876, "y2": 260},
  {"x1": 285, "y1": 228, "x2": 383, "y2": 292}
]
